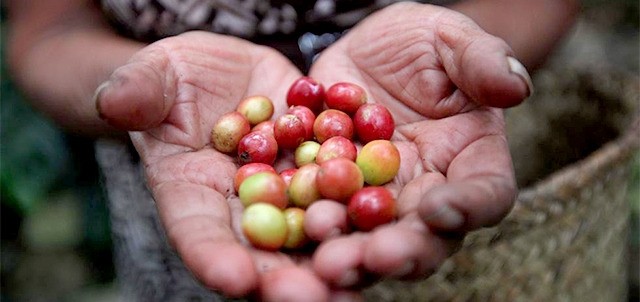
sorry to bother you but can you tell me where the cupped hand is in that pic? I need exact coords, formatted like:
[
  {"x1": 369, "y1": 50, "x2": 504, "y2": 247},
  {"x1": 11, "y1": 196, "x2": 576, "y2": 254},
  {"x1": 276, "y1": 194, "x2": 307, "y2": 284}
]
[
  {"x1": 95, "y1": 31, "x2": 336, "y2": 301},
  {"x1": 307, "y1": 2, "x2": 532, "y2": 287}
]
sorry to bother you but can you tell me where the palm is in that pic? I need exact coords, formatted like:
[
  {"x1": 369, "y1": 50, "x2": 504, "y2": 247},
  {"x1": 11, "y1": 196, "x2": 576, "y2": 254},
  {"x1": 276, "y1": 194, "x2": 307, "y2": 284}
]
[
  {"x1": 102, "y1": 32, "x2": 329, "y2": 298},
  {"x1": 311, "y1": 3, "x2": 512, "y2": 183},
  {"x1": 305, "y1": 3, "x2": 522, "y2": 285}
]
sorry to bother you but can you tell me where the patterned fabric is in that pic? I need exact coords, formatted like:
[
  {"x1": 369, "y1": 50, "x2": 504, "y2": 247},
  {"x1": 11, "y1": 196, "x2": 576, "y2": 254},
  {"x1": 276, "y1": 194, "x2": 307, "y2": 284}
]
[{"x1": 100, "y1": 0, "x2": 453, "y2": 41}]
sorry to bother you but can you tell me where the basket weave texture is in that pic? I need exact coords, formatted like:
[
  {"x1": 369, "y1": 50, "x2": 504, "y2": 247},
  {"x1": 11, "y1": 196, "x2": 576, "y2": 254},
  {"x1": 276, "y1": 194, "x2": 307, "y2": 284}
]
[{"x1": 365, "y1": 67, "x2": 639, "y2": 301}]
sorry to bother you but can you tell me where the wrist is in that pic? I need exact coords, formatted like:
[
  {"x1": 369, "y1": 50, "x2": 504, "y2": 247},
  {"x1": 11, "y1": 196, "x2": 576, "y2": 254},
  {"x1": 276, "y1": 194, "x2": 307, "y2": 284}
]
[
  {"x1": 10, "y1": 28, "x2": 144, "y2": 136},
  {"x1": 447, "y1": 0, "x2": 580, "y2": 69}
]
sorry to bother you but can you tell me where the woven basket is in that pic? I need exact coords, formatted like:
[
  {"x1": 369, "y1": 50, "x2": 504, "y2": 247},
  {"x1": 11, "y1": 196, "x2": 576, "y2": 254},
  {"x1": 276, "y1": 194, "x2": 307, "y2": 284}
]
[{"x1": 364, "y1": 66, "x2": 640, "y2": 301}]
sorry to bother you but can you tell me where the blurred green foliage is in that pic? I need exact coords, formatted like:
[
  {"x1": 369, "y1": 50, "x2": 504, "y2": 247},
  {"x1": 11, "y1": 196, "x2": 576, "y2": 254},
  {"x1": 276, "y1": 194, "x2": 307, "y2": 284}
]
[
  {"x1": 0, "y1": 84, "x2": 73, "y2": 215},
  {"x1": 0, "y1": 16, "x2": 73, "y2": 215},
  {"x1": 1, "y1": 14, "x2": 115, "y2": 301}
]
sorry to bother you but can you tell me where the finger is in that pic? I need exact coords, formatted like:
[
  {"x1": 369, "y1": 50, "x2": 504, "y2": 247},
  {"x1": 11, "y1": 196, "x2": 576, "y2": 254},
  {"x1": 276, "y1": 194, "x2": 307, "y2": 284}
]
[
  {"x1": 96, "y1": 32, "x2": 302, "y2": 133},
  {"x1": 434, "y1": 13, "x2": 533, "y2": 108},
  {"x1": 396, "y1": 171, "x2": 446, "y2": 217},
  {"x1": 362, "y1": 214, "x2": 455, "y2": 279},
  {"x1": 304, "y1": 200, "x2": 350, "y2": 242},
  {"x1": 259, "y1": 266, "x2": 330, "y2": 302},
  {"x1": 313, "y1": 234, "x2": 369, "y2": 288},
  {"x1": 418, "y1": 130, "x2": 517, "y2": 232},
  {"x1": 95, "y1": 46, "x2": 176, "y2": 130},
  {"x1": 153, "y1": 179, "x2": 258, "y2": 297},
  {"x1": 249, "y1": 249, "x2": 299, "y2": 275}
]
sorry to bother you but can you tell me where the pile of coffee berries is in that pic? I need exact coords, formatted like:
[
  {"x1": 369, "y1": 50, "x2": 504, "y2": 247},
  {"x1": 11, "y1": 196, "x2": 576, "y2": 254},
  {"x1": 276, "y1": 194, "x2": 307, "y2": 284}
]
[{"x1": 211, "y1": 77, "x2": 400, "y2": 251}]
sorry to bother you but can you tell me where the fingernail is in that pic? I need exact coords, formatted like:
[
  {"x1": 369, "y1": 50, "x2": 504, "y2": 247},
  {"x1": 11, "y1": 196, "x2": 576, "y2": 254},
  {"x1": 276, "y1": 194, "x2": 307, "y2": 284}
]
[
  {"x1": 507, "y1": 56, "x2": 534, "y2": 97},
  {"x1": 424, "y1": 205, "x2": 464, "y2": 230},
  {"x1": 336, "y1": 269, "x2": 360, "y2": 287},
  {"x1": 93, "y1": 81, "x2": 111, "y2": 120},
  {"x1": 390, "y1": 261, "x2": 415, "y2": 278}
]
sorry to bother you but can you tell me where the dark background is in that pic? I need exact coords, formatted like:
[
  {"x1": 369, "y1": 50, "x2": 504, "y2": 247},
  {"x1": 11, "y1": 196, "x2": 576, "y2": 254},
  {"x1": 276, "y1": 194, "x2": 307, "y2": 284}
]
[{"x1": 1, "y1": 1, "x2": 638, "y2": 301}]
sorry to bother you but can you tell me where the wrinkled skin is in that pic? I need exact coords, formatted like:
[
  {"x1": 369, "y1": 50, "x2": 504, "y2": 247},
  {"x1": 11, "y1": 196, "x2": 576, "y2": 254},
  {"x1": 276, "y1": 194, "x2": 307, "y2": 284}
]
[{"x1": 97, "y1": 3, "x2": 528, "y2": 301}]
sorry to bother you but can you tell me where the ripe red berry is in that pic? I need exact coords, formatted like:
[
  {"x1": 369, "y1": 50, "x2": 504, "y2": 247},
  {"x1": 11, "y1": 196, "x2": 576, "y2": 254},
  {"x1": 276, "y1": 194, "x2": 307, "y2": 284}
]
[
  {"x1": 286, "y1": 77, "x2": 325, "y2": 113},
  {"x1": 313, "y1": 109, "x2": 354, "y2": 143},
  {"x1": 316, "y1": 136, "x2": 357, "y2": 164},
  {"x1": 274, "y1": 114, "x2": 306, "y2": 149},
  {"x1": 316, "y1": 158, "x2": 364, "y2": 203},
  {"x1": 353, "y1": 103, "x2": 395, "y2": 143},
  {"x1": 286, "y1": 105, "x2": 316, "y2": 141},
  {"x1": 279, "y1": 168, "x2": 298, "y2": 186},
  {"x1": 251, "y1": 120, "x2": 275, "y2": 136},
  {"x1": 325, "y1": 82, "x2": 367, "y2": 115},
  {"x1": 237, "y1": 131, "x2": 278, "y2": 165},
  {"x1": 347, "y1": 186, "x2": 396, "y2": 231}
]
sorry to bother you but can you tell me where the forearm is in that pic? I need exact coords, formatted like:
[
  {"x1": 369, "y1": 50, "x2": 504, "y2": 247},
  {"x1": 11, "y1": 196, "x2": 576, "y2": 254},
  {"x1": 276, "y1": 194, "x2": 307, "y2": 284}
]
[
  {"x1": 449, "y1": 0, "x2": 580, "y2": 70},
  {"x1": 7, "y1": 0, "x2": 144, "y2": 136}
]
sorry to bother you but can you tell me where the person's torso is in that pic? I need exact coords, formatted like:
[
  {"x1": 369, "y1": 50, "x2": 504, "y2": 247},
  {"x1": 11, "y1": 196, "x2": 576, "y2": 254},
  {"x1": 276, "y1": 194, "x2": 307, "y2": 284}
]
[
  {"x1": 99, "y1": 0, "x2": 454, "y2": 69},
  {"x1": 100, "y1": 0, "x2": 457, "y2": 40}
]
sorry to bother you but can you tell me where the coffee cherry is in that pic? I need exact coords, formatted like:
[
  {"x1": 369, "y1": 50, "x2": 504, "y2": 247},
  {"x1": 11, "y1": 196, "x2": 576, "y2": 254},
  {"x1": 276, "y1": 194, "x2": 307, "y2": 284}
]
[
  {"x1": 237, "y1": 131, "x2": 278, "y2": 166},
  {"x1": 294, "y1": 141, "x2": 321, "y2": 167},
  {"x1": 237, "y1": 95, "x2": 274, "y2": 125},
  {"x1": 242, "y1": 203, "x2": 288, "y2": 250},
  {"x1": 316, "y1": 136, "x2": 357, "y2": 164},
  {"x1": 279, "y1": 168, "x2": 298, "y2": 186},
  {"x1": 287, "y1": 105, "x2": 316, "y2": 141},
  {"x1": 356, "y1": 140, "x2": 400, "y2": 185},
  {"x1": 238, "y1": 172, "x2": 288, "y2": 209},
  {"x1": 316, "y1": 158, "x2": 364, "y2": 203},
  {"x1": 353, "y1": 103, "x2": 395, "y2": 144},
  {"x1": 286, "y1": 77, "x2": 325, "y2": 113},
  {"x1": 347, "y1": 187, "x2": 396, "y2": 231},
  {"x1": 234, "y1": 163, "x2": 277, "y2": 193},
  {"x1": 325, "y1": 82, "x2": 367, "y2": 115},
  {"x1": 313, "y1": 109, "x2": 354, "y2": 143},
  {"x1": 211, "y1": 112, "x2": 251, "y2": 153},
  {"x1": 288, "y1": 163, "x2": 321, "y2": 208},
  {"x1": 283, "y1": 207, "x2": 308, "y2": 249},
  {"x1": 251, "y1": 120, "x2": 275, "y2": 135},
  {"x1": 274, "y1": 114, "x2": 306, "y2": 149}
]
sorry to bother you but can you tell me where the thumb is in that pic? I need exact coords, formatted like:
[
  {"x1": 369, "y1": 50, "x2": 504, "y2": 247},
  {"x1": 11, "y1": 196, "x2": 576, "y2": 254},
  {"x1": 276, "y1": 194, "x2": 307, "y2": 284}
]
[
  {"x1": 95, "y1": 53, "x2": 175, "y2": 131},
  {"x1": 435, "y1": 17, "x2": 533, "y2": 108}
]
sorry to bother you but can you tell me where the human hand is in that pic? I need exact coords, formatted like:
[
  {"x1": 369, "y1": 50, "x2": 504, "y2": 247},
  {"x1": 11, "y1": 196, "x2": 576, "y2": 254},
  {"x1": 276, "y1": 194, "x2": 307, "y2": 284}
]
[
  {"x1": 306, "y1": 2, "x2": 532, "y2": 288},
  {"x1": 95, "y1": 32, "x2": 344, "y2": 301}
]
